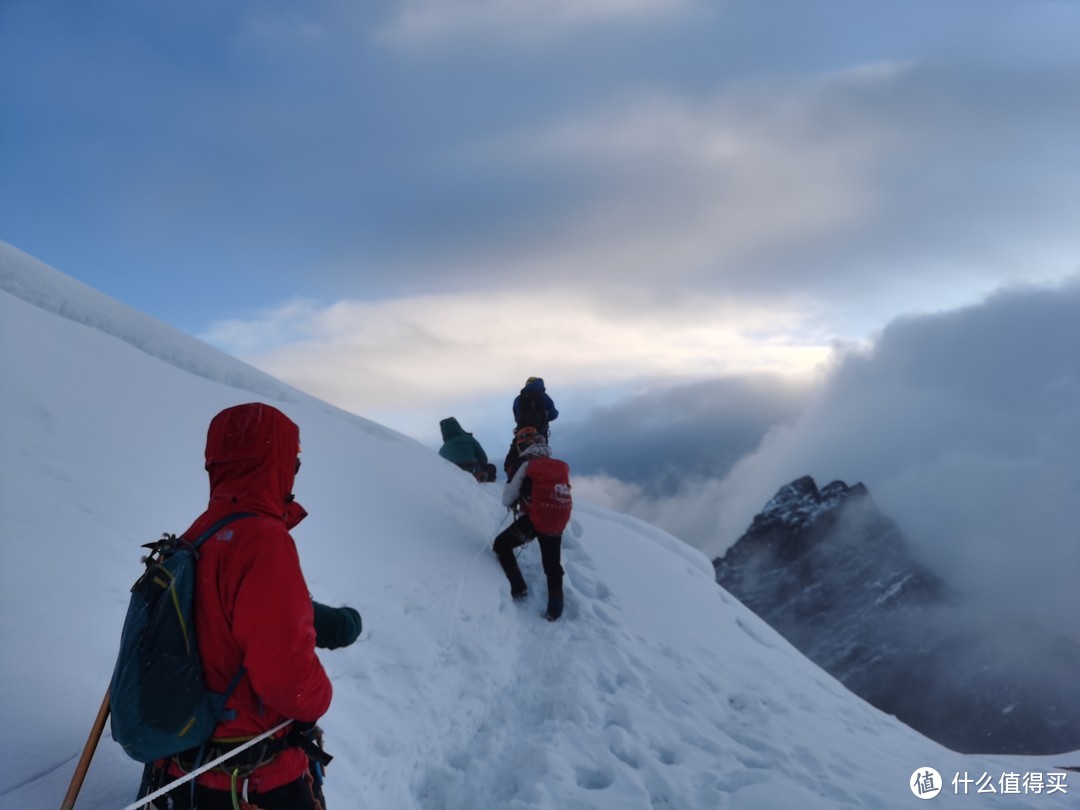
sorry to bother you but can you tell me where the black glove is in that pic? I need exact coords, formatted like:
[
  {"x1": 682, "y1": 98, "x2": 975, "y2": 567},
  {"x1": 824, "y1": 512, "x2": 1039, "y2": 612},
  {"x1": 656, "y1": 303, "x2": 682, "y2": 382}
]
[{"x1": 312, "y1": 601, "x2": 362, "y2": 649}]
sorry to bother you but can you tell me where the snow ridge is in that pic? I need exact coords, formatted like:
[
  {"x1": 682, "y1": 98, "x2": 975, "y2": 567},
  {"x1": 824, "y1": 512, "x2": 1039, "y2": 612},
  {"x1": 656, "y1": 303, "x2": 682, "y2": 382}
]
[{"x1": 0, "y1": 240, "x2": 404, "y2": 444}]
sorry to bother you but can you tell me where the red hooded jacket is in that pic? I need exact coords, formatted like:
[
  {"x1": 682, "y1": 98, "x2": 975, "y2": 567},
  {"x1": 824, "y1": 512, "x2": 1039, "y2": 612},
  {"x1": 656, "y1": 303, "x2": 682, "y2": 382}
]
[{"x1": 164, "y1": 403, "x2": 332, "y2": 793}]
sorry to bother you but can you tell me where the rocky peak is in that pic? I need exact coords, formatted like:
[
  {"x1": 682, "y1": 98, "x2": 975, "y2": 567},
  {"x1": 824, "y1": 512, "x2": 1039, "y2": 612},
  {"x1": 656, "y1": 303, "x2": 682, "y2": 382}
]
[
  {"x1": 713, "y1": 475, "x2": 1080, "y2": 756},
  {"x1": 751, "y1": 475, "x2": 867, "y2": 535}
]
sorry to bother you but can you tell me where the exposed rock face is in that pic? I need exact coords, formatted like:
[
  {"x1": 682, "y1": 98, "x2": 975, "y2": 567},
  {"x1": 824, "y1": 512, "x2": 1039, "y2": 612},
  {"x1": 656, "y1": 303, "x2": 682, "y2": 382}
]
[{"x1": 714, "y1": 476, "x2": 1080, "y2": 755}]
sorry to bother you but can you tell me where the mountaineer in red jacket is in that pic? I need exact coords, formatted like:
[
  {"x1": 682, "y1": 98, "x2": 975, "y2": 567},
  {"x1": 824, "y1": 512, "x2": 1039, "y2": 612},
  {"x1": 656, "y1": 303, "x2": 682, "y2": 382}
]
[{"x1": 138, "y1": 403, "x2": 340, "y2": 809}]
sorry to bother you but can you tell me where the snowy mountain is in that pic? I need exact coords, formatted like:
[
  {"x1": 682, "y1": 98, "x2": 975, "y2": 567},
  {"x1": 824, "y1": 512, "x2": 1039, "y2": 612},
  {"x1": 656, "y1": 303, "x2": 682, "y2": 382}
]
[
  {"x1": 1, "y1": 240, "x2": 1076, "y2": 809},
  {"x1": 714, "y1": 476, "x2": 1080, "y2": 757}
]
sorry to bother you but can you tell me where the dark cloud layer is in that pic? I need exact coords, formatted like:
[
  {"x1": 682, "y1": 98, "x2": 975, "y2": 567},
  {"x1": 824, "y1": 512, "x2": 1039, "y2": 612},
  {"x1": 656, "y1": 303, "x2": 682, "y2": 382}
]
[{"x1": 560, "y1": 375, "x2": 811, "y2": 495}]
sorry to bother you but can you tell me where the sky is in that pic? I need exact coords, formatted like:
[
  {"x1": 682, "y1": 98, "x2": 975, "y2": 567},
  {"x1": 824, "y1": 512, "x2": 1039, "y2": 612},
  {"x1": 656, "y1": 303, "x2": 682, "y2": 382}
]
[
  {"x1": 2, "y1": 0, "x2": 1080, "y2": 554},
  {"x1": 3, "y1": 242, "x2": 1078, "y2": 810}
]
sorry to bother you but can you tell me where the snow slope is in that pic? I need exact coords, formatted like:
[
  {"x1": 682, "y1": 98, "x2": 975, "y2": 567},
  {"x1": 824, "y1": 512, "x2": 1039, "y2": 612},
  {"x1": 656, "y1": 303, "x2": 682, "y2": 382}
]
[{"x1": 1, "y1": 241, "x2": 1075, "y2": 808}]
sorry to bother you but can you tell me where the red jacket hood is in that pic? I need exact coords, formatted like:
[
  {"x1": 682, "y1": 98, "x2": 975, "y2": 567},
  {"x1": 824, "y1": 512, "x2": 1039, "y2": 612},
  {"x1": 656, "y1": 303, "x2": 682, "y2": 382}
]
[{"x1": 205, "y1": 403, "x2": 301, "y2": 520}]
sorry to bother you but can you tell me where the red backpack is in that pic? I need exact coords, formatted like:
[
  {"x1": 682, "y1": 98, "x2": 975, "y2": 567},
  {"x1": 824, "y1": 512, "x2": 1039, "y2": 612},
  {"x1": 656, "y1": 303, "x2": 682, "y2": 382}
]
[{"x1": 524, "y1": 456, "x2": 573, "y2": 535}]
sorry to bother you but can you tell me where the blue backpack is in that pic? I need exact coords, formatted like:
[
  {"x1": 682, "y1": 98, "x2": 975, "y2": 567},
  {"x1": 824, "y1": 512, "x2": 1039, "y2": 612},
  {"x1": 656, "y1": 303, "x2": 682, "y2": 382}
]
[{"x1": 109, "y1": 513, "x2": 253, "y2": 763}]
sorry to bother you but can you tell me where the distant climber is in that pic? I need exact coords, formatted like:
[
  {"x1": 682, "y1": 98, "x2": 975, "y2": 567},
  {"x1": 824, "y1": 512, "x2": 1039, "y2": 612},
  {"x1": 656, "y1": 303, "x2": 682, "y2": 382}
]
[
  {"x1": 505, "y1": 378, "x2": 559, "y2": 481},
  {"x1": 438, "y1": 417, "x2": 496, "y2": 482},
  {"x1": 493, "y1": 431, "x2": 572, "y2": 621},
  {"x1": 513, "y1": 376, "x2": 558, "y2": 437}
]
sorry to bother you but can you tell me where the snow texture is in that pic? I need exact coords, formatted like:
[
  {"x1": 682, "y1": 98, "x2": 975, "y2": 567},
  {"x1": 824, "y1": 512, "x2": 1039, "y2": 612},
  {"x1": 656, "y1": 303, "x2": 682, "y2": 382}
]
[{"x1": 1, "y1": 240, "x2": 1076, "y2": 808}]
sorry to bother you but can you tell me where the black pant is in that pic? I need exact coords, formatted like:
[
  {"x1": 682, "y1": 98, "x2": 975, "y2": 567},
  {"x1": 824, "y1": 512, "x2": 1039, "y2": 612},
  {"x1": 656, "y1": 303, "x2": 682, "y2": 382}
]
[
  {"x1": 503, "y1": 443, "x2": 521, "y2": 482},
  {"x1": 493, "y1": 515, "x2": 563, "y2": 595},
  {"x1": 139, "y1": 767, "x2": 321, "y2": 809}
]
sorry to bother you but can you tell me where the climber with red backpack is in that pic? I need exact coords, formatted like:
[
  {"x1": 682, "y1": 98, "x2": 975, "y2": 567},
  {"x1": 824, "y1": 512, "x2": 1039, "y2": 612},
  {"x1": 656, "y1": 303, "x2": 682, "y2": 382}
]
[{"x1": 493, "y1": 430, "x2": 572, "y2": 621}]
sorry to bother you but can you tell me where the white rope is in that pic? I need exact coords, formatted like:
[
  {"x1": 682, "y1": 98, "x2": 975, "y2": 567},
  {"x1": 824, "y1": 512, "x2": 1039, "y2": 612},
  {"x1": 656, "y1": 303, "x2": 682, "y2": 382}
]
[
  {"x1": 121, "y1": 719, "x2": 292, "y2": 810},
  {"x1": 398, "y1": 507, "x2": 512, "y2": 633}
]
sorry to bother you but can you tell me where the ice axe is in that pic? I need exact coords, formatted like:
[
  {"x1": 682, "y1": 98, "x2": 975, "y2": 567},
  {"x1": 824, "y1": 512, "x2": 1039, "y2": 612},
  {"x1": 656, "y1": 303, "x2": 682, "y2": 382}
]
[{"x1": 60, "y1": 690, "x2": 110, "y2": 810}]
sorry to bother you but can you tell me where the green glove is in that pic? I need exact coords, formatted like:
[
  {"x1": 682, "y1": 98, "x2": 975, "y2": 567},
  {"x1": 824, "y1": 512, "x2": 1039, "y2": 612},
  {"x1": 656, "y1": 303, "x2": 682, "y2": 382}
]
[{"x1": 312, "y1": 601, "x2": 362, "y2": 649}]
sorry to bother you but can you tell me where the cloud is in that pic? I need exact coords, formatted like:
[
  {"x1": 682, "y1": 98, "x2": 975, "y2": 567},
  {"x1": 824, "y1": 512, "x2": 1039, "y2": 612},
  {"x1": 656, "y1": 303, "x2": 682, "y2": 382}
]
[
  {"x1": 459, "y1": 61, "x2": 1080, "y2": 315},
  {"x1": 560, "y1": 373, "x2": 814, "y2": 488},
  {"x1": 200, "y1": 289, "x2": 830, "y2": 416},
  {"x1": 555, "y1": 374, "x2": 817, "y2": 564},
  {"x1": 451, "y1": 75, "x2": 894, "y2": 294},
  {"x1": 8, "y1": 3, "x2": 1078, "y2": 339},
  {"x1": 198, "y1": 289, "x2": 828, "y2": 480},
  {"x1": 379, "y1": 0, "x2": 696, "y2": 45},
  {"x1": 573, "y1": 472, "x2": 730, "y2": 553}
]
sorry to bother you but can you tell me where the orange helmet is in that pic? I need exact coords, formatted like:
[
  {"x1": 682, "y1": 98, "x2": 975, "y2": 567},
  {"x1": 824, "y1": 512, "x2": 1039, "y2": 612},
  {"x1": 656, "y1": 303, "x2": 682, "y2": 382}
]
[{"x1": 514, "y1": 426, "x2": 540, "y2": 452}]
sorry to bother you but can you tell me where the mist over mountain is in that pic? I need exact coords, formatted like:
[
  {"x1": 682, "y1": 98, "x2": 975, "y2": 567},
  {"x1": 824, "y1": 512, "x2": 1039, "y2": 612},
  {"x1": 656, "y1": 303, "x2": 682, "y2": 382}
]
[
  {"x1": 715, "y1": 476, "x2": 1080, "y2": 756},
  {"x1": 708, "y1": 280, "x2": 1080, "y2": 630}
]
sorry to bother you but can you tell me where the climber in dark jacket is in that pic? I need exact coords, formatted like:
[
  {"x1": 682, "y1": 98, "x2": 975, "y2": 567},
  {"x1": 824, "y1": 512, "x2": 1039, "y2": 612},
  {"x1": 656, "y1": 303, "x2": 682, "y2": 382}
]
[
  {"x1": 505, "y1": 378, "x2": 559, "y2": 481},
  {"x1": 512, "y1": 377, "x2": 558, "y2": 437}
]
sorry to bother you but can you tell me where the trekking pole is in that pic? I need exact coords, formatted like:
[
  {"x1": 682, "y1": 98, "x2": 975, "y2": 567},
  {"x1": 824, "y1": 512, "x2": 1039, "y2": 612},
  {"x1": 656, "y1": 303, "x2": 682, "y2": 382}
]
[
  {"x1": 121, "y1": 719, "x2": 292, "y2": 810},
  {"x1": 59, "y1": 690, "x2": 111, "y2": 810}
]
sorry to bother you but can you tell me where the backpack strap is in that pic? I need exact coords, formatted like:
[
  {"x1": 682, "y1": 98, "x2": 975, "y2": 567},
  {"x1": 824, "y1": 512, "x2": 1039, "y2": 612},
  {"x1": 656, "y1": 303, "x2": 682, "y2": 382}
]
[
  {"x1": 185, "y1": 512, "x2": 258, "y2": 552},
  {"x1": 181, "y1": 511, "x2": 257, "y2": 720},
  {"x1": 216, "y1": 666, "x2": 248, "y2": 722}
]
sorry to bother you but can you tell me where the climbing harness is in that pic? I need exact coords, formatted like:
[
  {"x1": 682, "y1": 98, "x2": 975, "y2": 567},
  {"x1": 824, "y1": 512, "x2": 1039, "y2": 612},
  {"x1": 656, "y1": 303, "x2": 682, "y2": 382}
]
[{"x1": 121, "y1": 719, "x2": 291, "y2": 810}]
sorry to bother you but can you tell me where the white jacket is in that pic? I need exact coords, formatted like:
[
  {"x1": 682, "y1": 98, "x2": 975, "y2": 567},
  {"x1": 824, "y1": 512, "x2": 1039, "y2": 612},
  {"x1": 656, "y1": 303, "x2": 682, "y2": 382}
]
[{"x1": 502, "y1": 444, "x2": 551, "y2": 508}]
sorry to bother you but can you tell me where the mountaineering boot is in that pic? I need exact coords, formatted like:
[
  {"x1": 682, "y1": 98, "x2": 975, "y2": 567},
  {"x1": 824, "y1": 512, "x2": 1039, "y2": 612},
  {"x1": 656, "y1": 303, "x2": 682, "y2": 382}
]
[
  {"x1": 497, "y1": 552, "x2": 528, "y2": 600},
  {"x1": 510, "y1": 572, "x2": 528, "y2": 600},
  {"x1": 545, "y1": 590, "x2": 563, "y2": 622},
  {"x1": 507, "y1": 570, "x2": 529, "y2": 604}
]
